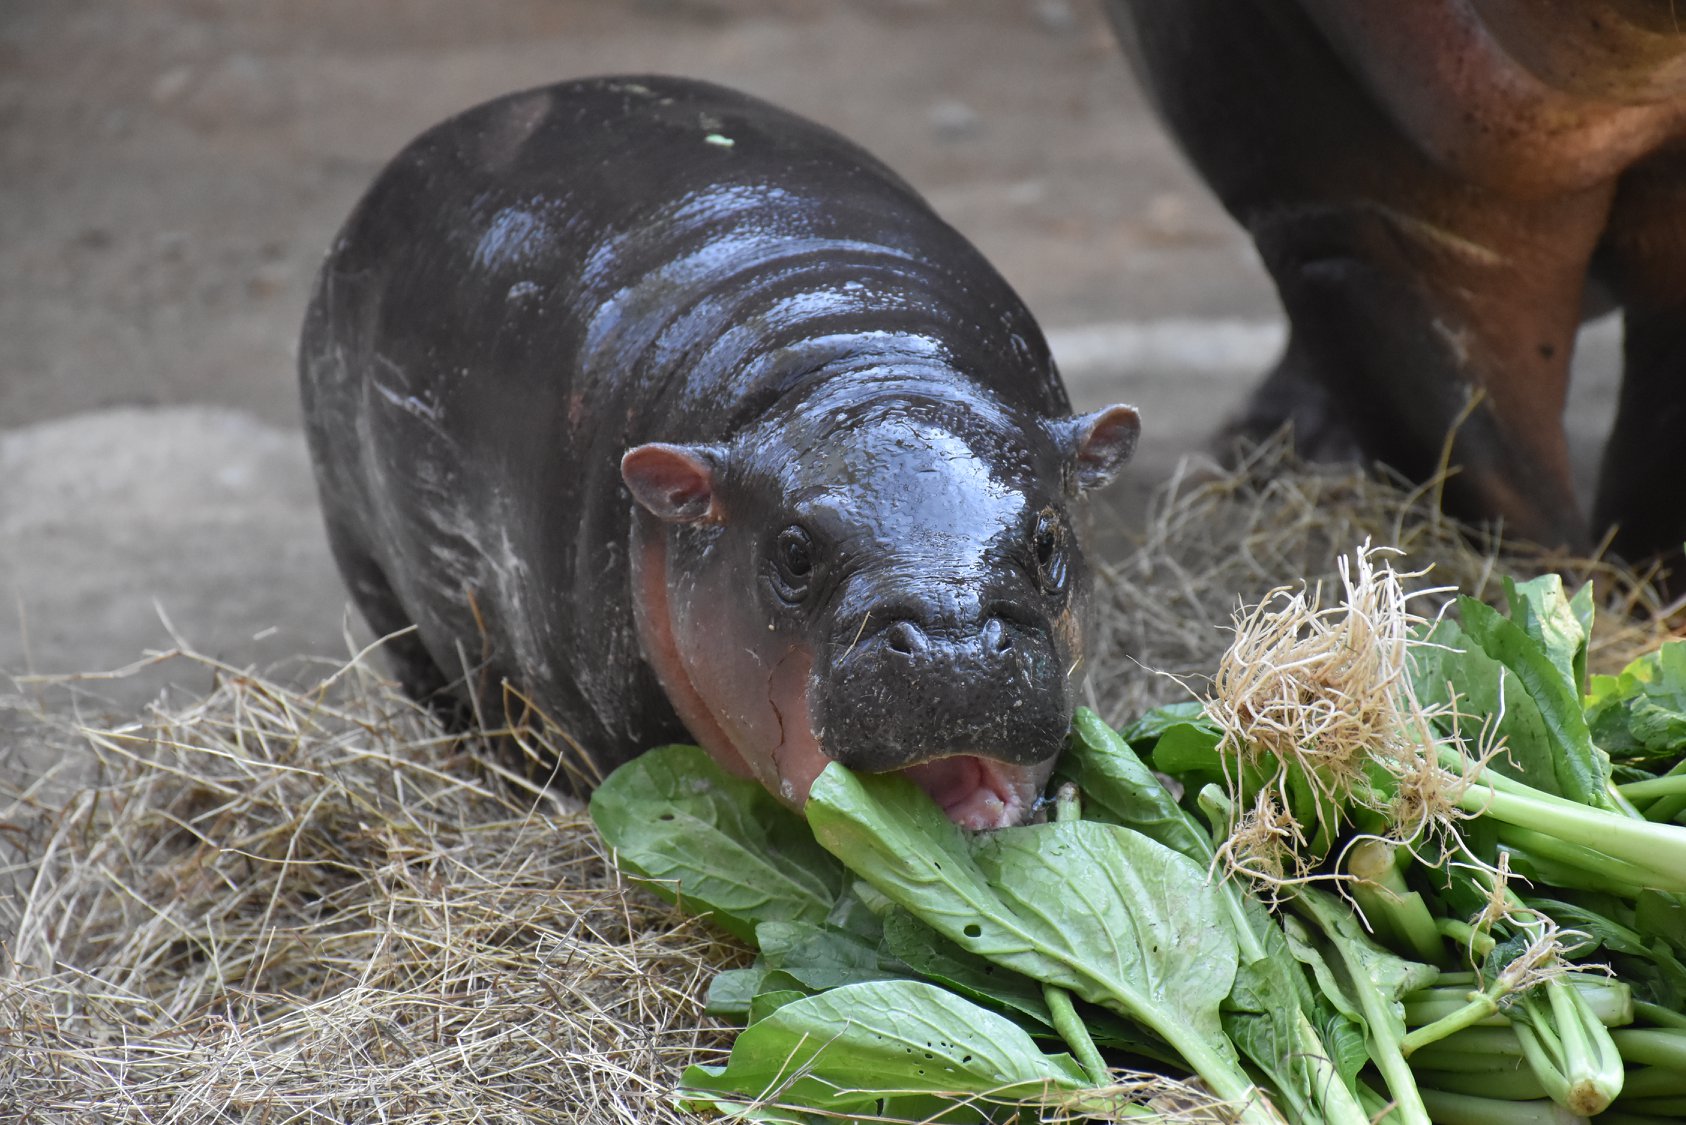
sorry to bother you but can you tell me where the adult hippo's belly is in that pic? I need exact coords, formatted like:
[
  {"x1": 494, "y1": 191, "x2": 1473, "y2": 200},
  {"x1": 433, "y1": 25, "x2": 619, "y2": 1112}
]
[
  {"x1": 299, "y1": 76, "x2": 1140, "y2": 830},
  {"x1": 1107, "y1": 0, "x2": 1686, "y2": 578}
]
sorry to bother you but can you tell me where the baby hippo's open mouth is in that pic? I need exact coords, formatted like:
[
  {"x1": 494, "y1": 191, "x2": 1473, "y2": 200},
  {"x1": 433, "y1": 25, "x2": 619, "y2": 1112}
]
[{"x1": 897, "y1": 754, "x2": 1054, "y2": 831}]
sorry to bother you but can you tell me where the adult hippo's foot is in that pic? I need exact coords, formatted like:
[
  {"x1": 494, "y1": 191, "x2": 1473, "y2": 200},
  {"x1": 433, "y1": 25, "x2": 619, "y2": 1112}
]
[{"x1": 1213, "y1": 339, "x2": 1365, "y2": 466}]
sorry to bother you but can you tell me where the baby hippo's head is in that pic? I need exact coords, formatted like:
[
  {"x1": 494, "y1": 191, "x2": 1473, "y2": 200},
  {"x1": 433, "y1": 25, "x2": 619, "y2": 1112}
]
[{"x1": 621, "y1": 385, "x2": 1138, "y2": 829}]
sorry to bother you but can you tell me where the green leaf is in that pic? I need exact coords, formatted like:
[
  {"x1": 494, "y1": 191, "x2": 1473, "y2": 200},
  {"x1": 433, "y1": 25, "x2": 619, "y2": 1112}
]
[
  {"x1": 1274, "y1": 917, "x2": 1373, "y2": 1097},
  {"x1": 672, "y1": 1096, "x2": 818, "y2": 1124},
  {"x1": 1524, "y1": 898, "x2": 1651, "y2": 959},
  {"x1": 707, "y1": 967, "x2": 770, "y2": 1018},
  {"x1": 1060, "y1": 708, "x2": 1216, "y2": 865},
  {"x1": 1298, "y1": 889, "x2": 1439, "y2": 1007},
  {"x1": 1586, "y1": 641, "x2": 1686, "y2": 762},
  {"x1": 806, "y1": 764, "x2": 1257, "y2": 1105},
  {"x1": 879, "y1": 907, "x2": 1054, "y2": 1028},
  {"x1": 880, "y1": 908, "x2": 1173, "y2": 1062},
  {"x1": 826, "y1": 884, "x2": 887, "y2": 944},
  {"x1": 1146, "y1": 720, "x2": 1226, "y2": 778},
  {"x1": 1635, "y1": 891, "x2": 1686, "y2": 951},
  {"x1": 1313, "y1": 994, "x2": 1372, "y2": 1088},
  {"x1": 1291, "y1": 888, "x2": 1438, "y2": 1125},
  {"x1": 1225, "y1": 896, "x2": 1315, "y2": 1009},
  {"x1": 965, "y1": 822, "x2": 1240, "y2": 1050},
  {"x1": 1221, "y1": 896, "x2": 1357, "y2": 1118},
  {"x1": 748, "y1": 989, "x2": 807, "y2": 1025},
  {"x1": 879, "y1": 1095, "x2": 989, "y2": 1124},
  {"x1": 1283, "y1": 915, "x2": 1369, "y2": 1031},
  {"x1": 589, "y1": 745, "x2": 843, "y2": 942},
  {"x1": 1415, "y1": 619, "x2": 1557, "y2": 794},
  {"x1": 1503, "y1": 575, "x2": 1591, "y2": 696},
  {"x1": 678, "y1": 980, "x2": 1088, "y2": 1113},
  {"x1": 756, "y1": 920, "x2": 896, "y2": 992},
  {"x1": 1569, "y1": 582, "x2": 1596, "y2": 691},
  {"x1": 1447, "y1": 601, "x2": 1609, "y2": 805},
  {"x1": 1116, "y1": 701, "x2": 1212, "y2": 746}
]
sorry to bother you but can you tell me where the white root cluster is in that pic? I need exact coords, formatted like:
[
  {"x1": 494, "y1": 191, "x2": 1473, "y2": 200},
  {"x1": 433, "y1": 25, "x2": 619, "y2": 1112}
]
[{"x1": 1205, "y1": 542, "x2": 1485, "y2": 889}]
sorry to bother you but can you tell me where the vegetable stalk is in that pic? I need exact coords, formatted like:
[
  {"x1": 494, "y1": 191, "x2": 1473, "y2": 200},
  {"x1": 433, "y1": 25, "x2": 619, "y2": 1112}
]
[
  {"x1": 1439, "y1": 747, "x2": 1686, "y2": 893},
  {"x1": 1044, "y1": 984, "x2": 1110, "y2": 1088},
  {"x1": 1509, "y1": 980, "x2": 1625, "y2": 1116},
  {"x1": 1292, "y1": 888, "x2": 1432, "y2": 1125},
  {"x1": 1618, "y1": 774, "x2": 1686, "y2": 801},
  {"x1": 1417, "y1": 1087, "x2": 1591, "y2": 1125},
  {"x1": 1344, "y1": 839, "x2": 1445, "y2": 964},
  {"x1": 1045, "y1": 785, "x2": 1110, "y2": 1087}
]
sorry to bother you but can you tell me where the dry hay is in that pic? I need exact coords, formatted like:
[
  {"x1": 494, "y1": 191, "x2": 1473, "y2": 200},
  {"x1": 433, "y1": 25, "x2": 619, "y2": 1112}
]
[
  {"x1": 1, "y1": 654, "x2": 742, "y2": 1123},
  {"x1": 3, "y1": 440, "x2": 1678, "y2": 1123}
]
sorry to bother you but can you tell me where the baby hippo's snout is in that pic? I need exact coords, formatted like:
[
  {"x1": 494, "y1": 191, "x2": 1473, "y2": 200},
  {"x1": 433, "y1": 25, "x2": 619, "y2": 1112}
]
[
  {"x1": 824, "y1": 607, "x2": 1068, "y2": 769},
  {"x1": 814, "y1": 603, "x2": 1072, "y2": 828}
]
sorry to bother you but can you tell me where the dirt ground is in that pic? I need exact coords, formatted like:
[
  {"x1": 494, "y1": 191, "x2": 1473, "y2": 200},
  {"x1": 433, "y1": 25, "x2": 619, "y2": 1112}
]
[{"x1": 0, "y1": 0, "x2": 1620, "y2": 717}]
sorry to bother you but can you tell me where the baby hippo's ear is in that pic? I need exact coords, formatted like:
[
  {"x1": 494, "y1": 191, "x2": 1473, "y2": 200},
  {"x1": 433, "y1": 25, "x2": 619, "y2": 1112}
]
[
  {"x1": 621, "y1": 443, "x2": 729, "y2": 523},
  {"x1": 1054, "y1": 405, "x2": 1141, "y2": 492}
]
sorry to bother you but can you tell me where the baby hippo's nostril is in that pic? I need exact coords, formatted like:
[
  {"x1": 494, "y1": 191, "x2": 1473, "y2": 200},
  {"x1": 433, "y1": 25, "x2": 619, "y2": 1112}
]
[
  {"x1": 982, "y1": 615, "x2": 1013, "y2": 654},
  {"x1": 884, "y1": 618, "x2": 928, "y2": 656}
]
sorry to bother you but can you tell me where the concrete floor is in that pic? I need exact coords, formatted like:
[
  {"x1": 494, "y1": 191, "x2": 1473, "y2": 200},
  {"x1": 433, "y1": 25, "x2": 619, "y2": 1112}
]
[{"x1": 0, "y1": 0, "x2": 1621, "y2": 718}]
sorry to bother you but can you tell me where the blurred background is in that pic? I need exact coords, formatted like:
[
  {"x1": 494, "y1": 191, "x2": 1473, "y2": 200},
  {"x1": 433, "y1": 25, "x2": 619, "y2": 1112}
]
[{"x1": 0, "y1": 0, "x2": 1618, "y2": 714}]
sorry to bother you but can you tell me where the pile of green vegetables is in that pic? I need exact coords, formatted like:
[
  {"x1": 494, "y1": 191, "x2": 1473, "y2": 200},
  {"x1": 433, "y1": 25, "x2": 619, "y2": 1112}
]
[{"x1": 590, "y1": 568, "x2": 1686, "y2": 1124}]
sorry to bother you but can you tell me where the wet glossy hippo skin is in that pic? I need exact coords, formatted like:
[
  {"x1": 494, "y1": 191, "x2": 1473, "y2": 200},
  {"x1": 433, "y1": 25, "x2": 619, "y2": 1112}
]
[
  {"x1": 1107, "y1": 1, "x2": 1686, "y2": 572},
  {"x1": 300, "y1": 76, "x2": 1139, "y2": 830}
]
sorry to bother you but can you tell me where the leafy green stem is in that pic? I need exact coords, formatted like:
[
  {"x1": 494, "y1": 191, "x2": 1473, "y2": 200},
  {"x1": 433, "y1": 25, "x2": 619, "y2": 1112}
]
[
  {"x1": 1417, "y1": 1086, "x2": 1590, "y2": 1125},
  {"x1": 1041, "y1": 786, "x2": 1113, "y2": 1087},
  {"x1": 1292, "y1": 889, "x2": 1432, "y2": 1125},
  {"x1": 1612, "y1": 1028, "x2": 1686, "y2": 1071},
  {"x1": 1436, "y1": 918, "x2": 1497, "y2": 958},
  {"x1": 1637, "y1": 760, "x2": 1686, "y2": 822},
  {"x1": 1634, "y1": 1001, "x2": 1686, "y2": 1031},
  {"x1": 1345, "y1": 839, "x2": 1445, "y2": 965},
  {"x1": 1408, "y1": 1030, "x2": 1526, "y2": 1071},
  {"x1": 1453, "y1": 778, "x2": 1686, "y2": 893},
  {"x1": 1643, "y1": 792, "x2": 1686, "y2": 823},
  {"x1": 1402, "y1": 978, "x2": 1631, "y2": 1031},
  {"x1": 1621, "y1": 1066, "x2": 1686, "y2": 1099},
  {"x1": 1191, "y1": 784, "x2": 1272, "y2": 966},
  {"x1": 1400, "y1": 985, "x2": 1505, "y2": 1055},
  {"x1": 1496, "y1": 844, "x2": 1649, "y2": 899},
  {"x1": 1043, "y1": 983, "x2": 1109, "y2": 1087},
  {"x1": 1510, "y1": 980, "x2": 1625, "y2": 1116},
  {"x1": 1620, "y1": 774, "x2": 1686, "y2": 801},
  {"x1": 1290, "y1": 1007, "x2": 1372, "y2": 1123},
  {"x1": 1495, "y1": 823, "x2": 1672, "y2": 889}
]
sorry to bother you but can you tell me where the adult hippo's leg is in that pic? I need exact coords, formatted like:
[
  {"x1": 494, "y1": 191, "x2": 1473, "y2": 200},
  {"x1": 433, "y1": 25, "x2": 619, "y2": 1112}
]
[
  {"x1": 1593, "y1": 148, "x2": 1686, "y2": 580},
  {"x1": 1107, "y1": 0, "x2": 1611, "y2": 551},
  {"x1": 1247, "y1": 180, "x2": 1611, "y2": 554}
]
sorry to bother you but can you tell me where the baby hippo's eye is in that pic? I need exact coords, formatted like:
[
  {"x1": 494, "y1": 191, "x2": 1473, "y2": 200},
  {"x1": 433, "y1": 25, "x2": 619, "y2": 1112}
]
[
  {"x1": 1033, "y1": 508, "x2": 1069, "y2": 596},
  {"x1": 771, "y1": 524, "x2": 815, "y2": 603}
]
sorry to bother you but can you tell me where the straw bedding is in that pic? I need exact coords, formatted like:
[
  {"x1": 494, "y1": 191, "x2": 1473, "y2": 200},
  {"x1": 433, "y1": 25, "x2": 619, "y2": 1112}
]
[{"x1": 2, "y1": 442, "x2": 1673, "y2": 1122}]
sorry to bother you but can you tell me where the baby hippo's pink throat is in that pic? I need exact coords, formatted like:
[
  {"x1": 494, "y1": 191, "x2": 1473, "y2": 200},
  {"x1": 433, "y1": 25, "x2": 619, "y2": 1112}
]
[
  {"x1": 767, "y1": 728, "x2": 1053, "y2": 831},
  {"x1": 898, "y1": 754, "x2": 1052, "y2": 831}
]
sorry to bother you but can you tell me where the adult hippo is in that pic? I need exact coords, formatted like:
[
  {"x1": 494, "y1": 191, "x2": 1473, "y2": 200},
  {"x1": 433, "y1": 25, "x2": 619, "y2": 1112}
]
[
  {"x1": 1108, "y1": 1, "x2": 1686, "y2": 572},
  {"x1": 299, "y1": 76, "x2": 1140, "y2": 830}
]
